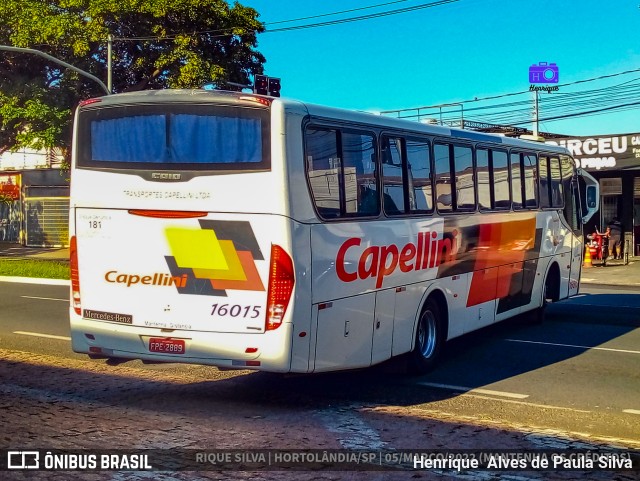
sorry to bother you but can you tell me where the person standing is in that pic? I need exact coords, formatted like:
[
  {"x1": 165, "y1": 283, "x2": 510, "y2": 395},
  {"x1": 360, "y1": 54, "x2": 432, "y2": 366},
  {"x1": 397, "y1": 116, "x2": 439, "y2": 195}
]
[{"x1": 607, "y1": 217, "x2": 623, "y2": 260}]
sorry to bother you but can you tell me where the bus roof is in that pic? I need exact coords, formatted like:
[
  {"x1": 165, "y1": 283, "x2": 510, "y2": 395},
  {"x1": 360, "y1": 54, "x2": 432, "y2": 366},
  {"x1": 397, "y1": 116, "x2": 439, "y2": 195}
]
[
  {"x1": 85, "y1": 89, "x2": 570, "y2": 156},
  {"x1": 299, "y1": 101, "x2": 570, "y2": 155}
]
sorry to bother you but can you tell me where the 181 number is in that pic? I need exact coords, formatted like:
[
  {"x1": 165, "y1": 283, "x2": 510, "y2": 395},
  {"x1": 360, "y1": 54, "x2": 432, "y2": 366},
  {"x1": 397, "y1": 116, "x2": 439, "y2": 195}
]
[{"x1": 211, "y1": 303, "x2": 261, "y2": 318}]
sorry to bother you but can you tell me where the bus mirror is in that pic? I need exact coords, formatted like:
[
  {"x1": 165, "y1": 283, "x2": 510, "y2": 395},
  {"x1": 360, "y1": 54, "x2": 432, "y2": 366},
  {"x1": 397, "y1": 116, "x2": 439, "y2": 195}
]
[
  {"x1": 577, "y1": 168, "x2": 599, "y2": 224},
  {"x1": 586, "y1": 185, "x2": 596, "y2": 209}
]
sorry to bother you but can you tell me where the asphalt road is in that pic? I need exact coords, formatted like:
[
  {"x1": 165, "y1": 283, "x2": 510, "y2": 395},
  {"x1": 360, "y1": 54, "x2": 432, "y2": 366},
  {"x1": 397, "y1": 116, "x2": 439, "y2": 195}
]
[{"x1": 1, "y1": 280, "x2": 639, "y2": 446}]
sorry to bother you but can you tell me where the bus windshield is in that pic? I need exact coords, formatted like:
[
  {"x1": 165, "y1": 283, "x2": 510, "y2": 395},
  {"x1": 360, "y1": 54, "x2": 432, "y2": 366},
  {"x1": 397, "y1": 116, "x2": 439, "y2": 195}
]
[{"x1": 76, "y1": 103, "x2": 271, "y2": 171}]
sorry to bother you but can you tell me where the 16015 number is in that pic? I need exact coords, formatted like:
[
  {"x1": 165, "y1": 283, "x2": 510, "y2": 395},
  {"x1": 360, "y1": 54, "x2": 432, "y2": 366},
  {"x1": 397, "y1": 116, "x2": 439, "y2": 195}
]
[{"x1": 211, "y1": 303, "x2": 261, "y2": 318}]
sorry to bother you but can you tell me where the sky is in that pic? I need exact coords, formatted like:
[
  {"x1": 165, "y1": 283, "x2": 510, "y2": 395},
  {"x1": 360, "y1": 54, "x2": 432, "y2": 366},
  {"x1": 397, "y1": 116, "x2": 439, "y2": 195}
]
[{"x1": 244, "y1": 0, "x2": 640, "y2": 137}]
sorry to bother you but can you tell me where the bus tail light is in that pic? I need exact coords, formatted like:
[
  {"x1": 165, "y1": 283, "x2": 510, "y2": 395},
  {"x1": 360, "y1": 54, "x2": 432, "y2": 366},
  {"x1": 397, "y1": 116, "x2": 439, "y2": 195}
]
[
  {"x1": 70, "y1": 236, "x2": 81, "y2": 315},
  {"x1": 78, "y1": 98, "x2": 102, "y2": 107},
  {"x1": 266, "y1": 244, "x2": 294, "y2": 331},
  {"x1": 128, "y1": 210, "x2": 207, "y2": 219}
]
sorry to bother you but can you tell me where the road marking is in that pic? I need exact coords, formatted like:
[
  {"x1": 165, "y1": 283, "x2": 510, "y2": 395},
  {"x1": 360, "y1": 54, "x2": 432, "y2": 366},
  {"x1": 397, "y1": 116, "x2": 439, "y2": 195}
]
[
  {"x1": 623, "y1": 409, "x2": 640, "y2": 415},
  {"x1": 505, "y1": 338, "x2": 640, "y2": 355},
  {"x1": 21, "y1": 295, "x2": 68, "y2": 302},
  {"x1": 13, "y1": 331, "x2": 71, "y2": 341},
  {"x1": 416, "y1": 381, "x2": 529, "y2": 399}
]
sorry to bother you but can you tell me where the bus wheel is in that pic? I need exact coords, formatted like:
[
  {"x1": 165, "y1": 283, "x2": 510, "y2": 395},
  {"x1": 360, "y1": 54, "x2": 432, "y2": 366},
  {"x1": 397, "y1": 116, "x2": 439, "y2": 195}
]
[
  {"x1": 530, "y1": 269, "x2": 556, "y2": 324},
  {"x1": 409, "y1": 298, "x2": 444, "y2": 374},
  {"x1": 529, "y1": 303, "x2": 546, "y2": 324}
]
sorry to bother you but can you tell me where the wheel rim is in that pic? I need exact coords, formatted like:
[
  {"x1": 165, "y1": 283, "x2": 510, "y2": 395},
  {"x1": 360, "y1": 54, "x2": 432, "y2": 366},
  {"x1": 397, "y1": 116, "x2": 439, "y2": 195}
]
[{"x1": 418, "y1": 310, "x2": 437, "y2": 359}]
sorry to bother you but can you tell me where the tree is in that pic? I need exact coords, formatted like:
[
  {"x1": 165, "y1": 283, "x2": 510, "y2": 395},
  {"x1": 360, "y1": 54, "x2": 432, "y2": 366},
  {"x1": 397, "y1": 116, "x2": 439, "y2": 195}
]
[{"x1": 0, "y1": 0, "x2": 266, "y2": 160}]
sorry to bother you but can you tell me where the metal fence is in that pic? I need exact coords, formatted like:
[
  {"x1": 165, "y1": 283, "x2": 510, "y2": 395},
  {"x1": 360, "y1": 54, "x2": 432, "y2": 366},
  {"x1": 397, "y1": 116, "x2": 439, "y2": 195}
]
[{"x1": 24, "y1": 197, "x2": 69, "y2": 247}]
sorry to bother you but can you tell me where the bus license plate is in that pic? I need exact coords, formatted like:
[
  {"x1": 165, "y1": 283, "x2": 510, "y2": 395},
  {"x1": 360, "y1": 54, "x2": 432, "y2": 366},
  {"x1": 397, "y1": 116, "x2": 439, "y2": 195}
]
[{"x1": 149, "y1": 338, "x2": 185, "y2": 355}]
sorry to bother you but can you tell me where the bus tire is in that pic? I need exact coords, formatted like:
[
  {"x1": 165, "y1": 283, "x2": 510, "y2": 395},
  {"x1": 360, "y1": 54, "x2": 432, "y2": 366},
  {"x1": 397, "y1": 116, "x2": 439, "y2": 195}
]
[
  {"x1": 530, "y1": 266, "x2": 558, "y2": 324},
  {"x1": 529, "y1": 304, "x2": 546, "y2": 324},
  {"x1": 409, "y1": 298, "x2": 444, "y2": 374}
]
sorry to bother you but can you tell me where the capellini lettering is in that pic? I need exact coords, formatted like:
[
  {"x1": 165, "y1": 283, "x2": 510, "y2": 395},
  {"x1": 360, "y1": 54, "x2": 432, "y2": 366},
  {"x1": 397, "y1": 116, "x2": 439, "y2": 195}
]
[
  {"x1": 336, "y1": 229, "x2": 459, "y2": 288},
  {"x1": 104, "y1": 271, "x2": 187, "y2": 288}
]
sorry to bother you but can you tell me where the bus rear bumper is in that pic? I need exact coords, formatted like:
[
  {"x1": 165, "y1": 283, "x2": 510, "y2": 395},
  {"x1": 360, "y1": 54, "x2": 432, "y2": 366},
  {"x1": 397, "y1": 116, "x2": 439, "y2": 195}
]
[{"x1": 70, "y1": 316, "x2": 293, "y2": 372}]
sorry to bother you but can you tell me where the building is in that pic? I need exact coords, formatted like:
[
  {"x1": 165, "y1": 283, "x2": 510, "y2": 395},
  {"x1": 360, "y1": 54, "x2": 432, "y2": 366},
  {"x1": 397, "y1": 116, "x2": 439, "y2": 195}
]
[
  {"x1": 0, "y1": 147, "x2": 69, "y2": 247},
  {"x1": 547, "y1": 133, "x2": 640, "y2": 257}
]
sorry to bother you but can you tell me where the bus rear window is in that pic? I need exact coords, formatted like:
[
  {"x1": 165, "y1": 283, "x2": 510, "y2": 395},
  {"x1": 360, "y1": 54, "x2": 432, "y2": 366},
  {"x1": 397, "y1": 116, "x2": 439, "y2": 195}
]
[{"x1": 77, "y1": 104, "x2": 270, "y2": 171}]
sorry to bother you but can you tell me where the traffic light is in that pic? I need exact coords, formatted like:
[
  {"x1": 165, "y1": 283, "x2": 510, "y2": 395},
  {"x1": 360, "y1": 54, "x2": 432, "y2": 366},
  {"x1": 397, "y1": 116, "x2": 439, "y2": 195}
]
[
  {"x1": 254, "y1": 74, "x2": 268, "y2": 95},
  {"x1": 253, "y1": 75, "x2": 281, "y2": 97},
  {"x1": 268, "y1": 77, "x2": 281, "y2": 97}
]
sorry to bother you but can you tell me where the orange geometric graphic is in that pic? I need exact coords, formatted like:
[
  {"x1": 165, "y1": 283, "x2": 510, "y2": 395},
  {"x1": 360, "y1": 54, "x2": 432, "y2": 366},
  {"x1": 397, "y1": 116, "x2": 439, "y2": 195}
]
[{"x1": 211, "y1": 250, "x2": 265, "y2": 291}]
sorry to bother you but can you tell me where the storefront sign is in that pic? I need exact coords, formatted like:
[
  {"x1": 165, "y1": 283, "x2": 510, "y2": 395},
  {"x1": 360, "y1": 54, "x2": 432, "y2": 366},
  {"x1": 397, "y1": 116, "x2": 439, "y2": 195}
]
[
  {"x1": 546, "y1": 134, "x2": 640, "y2": 171},
  {"x1": 0, "y1": 173, "x2": 21, "y2": 200}
]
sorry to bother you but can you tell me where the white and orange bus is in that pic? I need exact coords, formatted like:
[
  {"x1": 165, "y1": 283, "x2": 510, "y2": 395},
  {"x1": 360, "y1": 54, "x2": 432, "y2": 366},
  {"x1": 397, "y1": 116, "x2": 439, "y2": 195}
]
[{"x1": 69, "y1": 89, "x2": 599, "y2": 373}]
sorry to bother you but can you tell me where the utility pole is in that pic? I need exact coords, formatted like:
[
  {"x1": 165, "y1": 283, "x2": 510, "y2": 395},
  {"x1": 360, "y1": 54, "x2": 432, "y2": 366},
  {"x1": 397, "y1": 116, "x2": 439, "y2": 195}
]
[
  {"x1": 521, "y1": 90, "x2": 545, "y2": 142},
  {"x1": 533, "y1": 90, "x2": 539, "y2": 137},
  {"x1": 0, "y1": 45, "x2": 110, "y2": 95},
  {"x1": 107, "y1": 34, "x2": 113, "y2": 94}
]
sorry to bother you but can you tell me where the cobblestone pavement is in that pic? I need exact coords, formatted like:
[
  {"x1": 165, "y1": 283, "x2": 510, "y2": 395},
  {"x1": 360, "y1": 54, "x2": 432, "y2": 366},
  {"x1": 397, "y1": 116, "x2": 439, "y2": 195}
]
[{"x1": 1, "y1": 348, "x2": 637, "y2": 481}]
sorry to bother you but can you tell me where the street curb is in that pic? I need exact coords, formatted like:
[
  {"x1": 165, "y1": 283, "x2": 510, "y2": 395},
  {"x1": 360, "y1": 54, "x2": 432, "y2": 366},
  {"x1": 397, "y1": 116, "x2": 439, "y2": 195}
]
[
  {"x1": 546, "y1": 303, "x2": 640, "y2": 327},
  {"x1": 0, "y1": 276, "x2": 70, "y2": 286},
  {"x1": 581, "y1": 280, "x2": 640, "y2": 287}
]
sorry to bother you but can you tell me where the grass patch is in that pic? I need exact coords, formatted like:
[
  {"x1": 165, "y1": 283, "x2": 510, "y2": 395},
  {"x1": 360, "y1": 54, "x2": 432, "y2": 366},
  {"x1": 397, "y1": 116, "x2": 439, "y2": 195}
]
[{"x1": 0, "y1": 259, "x2": 70, "y2": 279}]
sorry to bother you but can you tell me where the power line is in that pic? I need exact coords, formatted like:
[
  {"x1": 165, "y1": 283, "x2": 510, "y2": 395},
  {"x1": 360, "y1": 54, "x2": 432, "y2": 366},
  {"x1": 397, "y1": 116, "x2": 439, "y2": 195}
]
[
  {"x1": 263, "y1": 0, "x2": 459, "y2": 33},
  {"x1": 381, "y1": 67, "x2": 640, "y2": 114},
  {"x1": 385, "y1": 67, "x2": 640, "y2": 129},
  {"x1": 113, "y1": 0, "x2": 459, "y2": 41},
  {"x1": 513, "y1": 100, "x2": 640, "y2": 126},
  {"x1": 264, "y1": 0, "x2": 414, "y2": 25}
]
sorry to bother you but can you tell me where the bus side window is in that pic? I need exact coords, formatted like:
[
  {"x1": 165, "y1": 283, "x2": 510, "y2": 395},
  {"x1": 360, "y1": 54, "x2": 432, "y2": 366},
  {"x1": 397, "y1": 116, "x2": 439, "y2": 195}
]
[
  {"x1": 560, "y1": 154, "x2": 575, "y2": 220},
  {"x1": 492, "y1": 150, "x2": 510, "y2": 210},
  {"x1": 342, "y1": 131, "x2": 379, "y2": 217},
  {"x1": 477, "y1": 148, "x2": 491, "y2": 210},
  {"x1": 381, "y1": 136, "x2": 406, "y2": 216},
  {"x1": 550, "y1": 156, "x2": 563, "y2": 208},
  {"x1": 305, "y1": 128, "x2": 341, "y2": 219},
  {"x1": 407, "y1": 139, "x2": 433, "y2": 213},
  {"x1": 539, "y1": 155, "x2": 551, "y2": 209},
  {"x1": 434, "y1": 143, "x2": 453, "y2": 212},
  {"x1": 523, "y1": 153, "x2": 538, "y2": 208},
  {"x1": 511, "y1": 152, "x2": 524, "y2": 210},
  {"x1": 453, "y1": 145, "x2": 475, "y2": 211}
]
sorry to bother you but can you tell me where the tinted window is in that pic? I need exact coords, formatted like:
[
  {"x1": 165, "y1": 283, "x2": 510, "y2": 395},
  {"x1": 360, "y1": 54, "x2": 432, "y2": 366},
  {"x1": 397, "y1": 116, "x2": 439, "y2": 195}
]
[
  {"x1": 407, "y1": 139, "x2": 433, "y2": 212},
  {"x1": 381, "y1": 137, "x2": 406, "y2": 215},
  {"x1": 523, "y1": 154, "x2": 538, "y2": 208},
  {"x1": 550, "y1": 156, "x2": 563, "y2": 208},
  {"x1": 454, "y1": 145, "x2": 475, "y2": 211},
  {"x1": 564, "y1": 179, "x2": 582, "y2": 233},
  {"x1": 434, "y1": 143, "x2": 452, "y2": 212},
  {"x1": 342, "y1": 132, "x2": 378, "y2": 216},
  {"x1": 539, "y1": 156, "x2": 551, "y2": 208},
  {"x1": 493, "y1": 150, "x2": 510, "y2": 209},
  {"x1": 305, "y1": 127, "x2": 378, "y2": 219},
  {"x1": 477, "y1": 149, "x2": 491, "y2": 210},
  {"x1": 306, "y1": 128, "x2": 341, "y2": 218},
  {"x1": 511, "y1": 153, "x2": 524, "y2": 210},
  {"x1": 560, "y1": 154, "x2": 575, "y2": 217},
  {"x1": 78, "y1": 104, "x2": 270, "y2": 171}
]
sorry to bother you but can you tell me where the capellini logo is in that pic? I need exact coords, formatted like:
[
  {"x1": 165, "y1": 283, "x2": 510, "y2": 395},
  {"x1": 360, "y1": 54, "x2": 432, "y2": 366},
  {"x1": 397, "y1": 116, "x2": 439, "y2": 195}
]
[
  {"x1": 529, "y1": 62, "x2": 559, "y2": 92},
  {"x1": 164, "y1": 220, "x2": 265, "y2": 296}
]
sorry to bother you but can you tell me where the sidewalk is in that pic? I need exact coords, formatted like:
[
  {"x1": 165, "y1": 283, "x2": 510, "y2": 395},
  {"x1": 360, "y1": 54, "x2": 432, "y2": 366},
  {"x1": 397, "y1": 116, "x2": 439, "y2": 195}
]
[
  {"x1": 0, "y1": 242, "x2": 69, "y2": 261},
  {"x1": 579, "y1": 257, "x2": 640, "y2": 287},
  {"x1": 0, "y1": 242, "x2": 638, "y2": 287}
]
